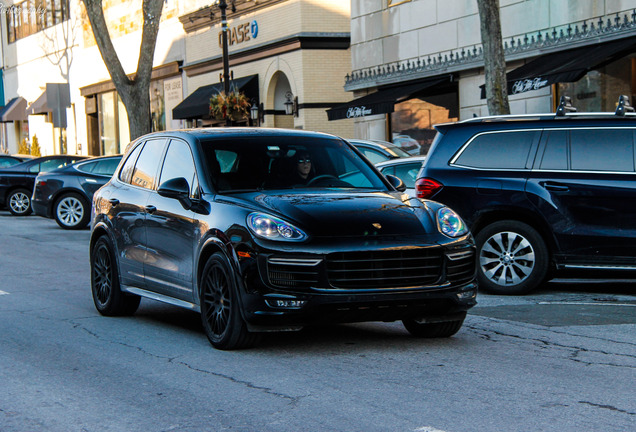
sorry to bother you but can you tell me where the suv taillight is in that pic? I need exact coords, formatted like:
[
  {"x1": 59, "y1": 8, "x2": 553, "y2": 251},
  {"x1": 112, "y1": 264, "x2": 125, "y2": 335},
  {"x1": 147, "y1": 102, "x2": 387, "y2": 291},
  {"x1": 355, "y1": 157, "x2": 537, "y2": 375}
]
[{"x1": 415, "y1": 178, "x2": 443, "y2": 199}]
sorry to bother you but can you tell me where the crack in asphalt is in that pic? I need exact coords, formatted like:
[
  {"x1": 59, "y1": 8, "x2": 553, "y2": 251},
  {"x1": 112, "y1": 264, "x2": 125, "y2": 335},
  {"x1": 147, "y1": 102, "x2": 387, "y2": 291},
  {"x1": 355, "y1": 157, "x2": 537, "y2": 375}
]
[
  {"x1": 168, "y1": 357, "x2": 303, "y2": 404},
  {"x1": 466, "y1": 318, "x2": 636, "y2": 369},
  {"x1": 578, "y1": 401, "x2": 636, "y2": 416},
  {"x1": 69, "y1": 318, "x2": 302, "y2": 405}
]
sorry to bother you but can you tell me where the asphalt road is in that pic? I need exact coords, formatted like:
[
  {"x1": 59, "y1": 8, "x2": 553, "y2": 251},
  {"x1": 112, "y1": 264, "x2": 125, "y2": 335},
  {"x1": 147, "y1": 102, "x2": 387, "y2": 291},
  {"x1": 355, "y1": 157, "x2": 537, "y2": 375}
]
[{"x1": 1, "y1": 211, "x2": 634, "y2": 432}]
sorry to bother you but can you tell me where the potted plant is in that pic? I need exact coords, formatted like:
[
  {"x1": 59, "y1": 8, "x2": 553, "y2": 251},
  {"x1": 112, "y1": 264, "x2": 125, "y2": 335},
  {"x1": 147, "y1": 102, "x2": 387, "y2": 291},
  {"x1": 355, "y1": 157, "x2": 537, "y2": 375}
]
[{"x1": 209, "y1": 90, "x2": 251, "y2": 122}]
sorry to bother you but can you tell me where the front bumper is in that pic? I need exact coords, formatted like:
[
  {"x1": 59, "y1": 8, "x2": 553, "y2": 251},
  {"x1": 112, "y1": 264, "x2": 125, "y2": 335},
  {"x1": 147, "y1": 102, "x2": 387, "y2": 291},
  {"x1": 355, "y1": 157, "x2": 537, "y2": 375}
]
[
  {"x1": 234, "y1": 237, "x2": 478, "y2": 328},
  {"x1": 241, "y1": 281, "x2": 477, "y2": 329}
]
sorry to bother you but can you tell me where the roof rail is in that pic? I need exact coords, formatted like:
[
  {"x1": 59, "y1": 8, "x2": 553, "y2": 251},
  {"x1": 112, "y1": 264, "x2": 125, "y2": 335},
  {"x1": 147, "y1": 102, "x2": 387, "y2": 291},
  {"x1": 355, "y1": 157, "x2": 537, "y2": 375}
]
[
  {"x1": 555, "y1": 96, "x2": 576, "y2": 117},
  {"x1": 615, "y1": 95, "x2": 635, "y2": 116}
]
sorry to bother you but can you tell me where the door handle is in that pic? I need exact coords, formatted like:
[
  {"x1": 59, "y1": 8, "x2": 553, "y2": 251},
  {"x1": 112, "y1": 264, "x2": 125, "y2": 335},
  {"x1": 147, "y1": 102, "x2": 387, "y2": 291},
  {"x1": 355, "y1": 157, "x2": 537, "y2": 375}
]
[
  {"x1": 108, "y1": 198, "x2": 119, "y2": 206},
  {"x1": 85, "y1": 178, "x2": 97, "y2": 183},
  {"x1": 145, "y1": 205, "x2": 157, "y2": 214},
  {"x1": 544, "y1": 182, "x2": 569, "y2": 192}
]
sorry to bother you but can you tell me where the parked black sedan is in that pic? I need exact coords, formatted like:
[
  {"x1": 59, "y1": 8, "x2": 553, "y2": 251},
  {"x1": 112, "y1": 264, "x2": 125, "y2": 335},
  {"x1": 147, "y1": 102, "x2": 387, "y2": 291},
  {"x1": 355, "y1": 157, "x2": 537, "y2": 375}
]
[
  {"x1": 90, "y1": 128, "x2": 477, "y2": 350},
  {"x1": 0, "y1": 155, "x2": 87, "y2": 215},
  {"x1": 0, "y1": 154, "x2": 33, "y2": 168},
  {"x1": 32, "y1": 155, "x2": 122, "y2": 229}
]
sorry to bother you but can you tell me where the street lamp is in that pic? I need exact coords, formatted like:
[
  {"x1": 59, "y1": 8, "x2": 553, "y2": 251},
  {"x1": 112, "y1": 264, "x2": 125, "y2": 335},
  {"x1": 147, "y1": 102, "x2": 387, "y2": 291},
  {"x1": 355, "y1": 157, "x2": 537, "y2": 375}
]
[
  {"x1": 250, "y1": 100, "x2": 263, "y2": 126},
  {"x1": 216, "y1": 0, "x2": 235, "y2": 126},
  {"x1": 284, "y1": 91, "x2": 298, "y2": 116}
]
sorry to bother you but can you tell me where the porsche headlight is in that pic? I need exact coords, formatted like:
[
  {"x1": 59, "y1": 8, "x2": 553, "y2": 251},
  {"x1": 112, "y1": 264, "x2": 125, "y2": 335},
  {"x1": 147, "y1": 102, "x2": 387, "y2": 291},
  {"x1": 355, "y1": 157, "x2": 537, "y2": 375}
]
[
  {"x1": 247, "y1": 213, "x2": 307, "y2": 242},
  {"x1": 437, "y1": 207, "x2": 468, "y2": 238}
]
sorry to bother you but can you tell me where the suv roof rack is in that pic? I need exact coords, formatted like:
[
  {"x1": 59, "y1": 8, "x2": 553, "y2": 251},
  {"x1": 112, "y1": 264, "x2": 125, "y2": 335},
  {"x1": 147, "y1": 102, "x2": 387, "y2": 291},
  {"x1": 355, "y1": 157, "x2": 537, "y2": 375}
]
[
  {"x1": 555, "y1": 96, "x2": 576, "y2": 116},
  {"x1": 615, "y1": 95, "x2": 635, "y2": 116},
  {"x1": 460, "y1": 95, "x2": 636, "y2": 124}
]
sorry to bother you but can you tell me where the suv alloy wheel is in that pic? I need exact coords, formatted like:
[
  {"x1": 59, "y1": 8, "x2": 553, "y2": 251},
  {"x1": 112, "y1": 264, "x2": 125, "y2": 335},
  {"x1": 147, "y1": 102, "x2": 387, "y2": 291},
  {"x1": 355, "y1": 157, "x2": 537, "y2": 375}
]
[{"x1": 475, "y1": 220, "x2": 549, "y2": 295}]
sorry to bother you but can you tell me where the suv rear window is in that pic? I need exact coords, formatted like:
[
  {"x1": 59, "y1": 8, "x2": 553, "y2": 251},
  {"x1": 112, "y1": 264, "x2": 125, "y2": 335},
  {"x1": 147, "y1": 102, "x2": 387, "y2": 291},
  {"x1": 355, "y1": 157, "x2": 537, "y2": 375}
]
[
  {"x1": 454, "y1": 131, "x2": 537, "y2": 169},
  {"x1": 570, "y1": 129, "x2": 634, "y2": 172}
]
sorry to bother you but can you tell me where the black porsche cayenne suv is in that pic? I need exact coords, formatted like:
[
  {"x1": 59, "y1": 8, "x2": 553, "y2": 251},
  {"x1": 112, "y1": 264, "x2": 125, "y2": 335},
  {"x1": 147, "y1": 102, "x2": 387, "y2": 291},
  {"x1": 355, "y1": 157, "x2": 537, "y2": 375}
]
[
  {"x1": 416, "y1": 96, "x2": 636, "y2": 295},
  {"x1": 90, "y1": 128, "x2": 477, "y2": 350}
]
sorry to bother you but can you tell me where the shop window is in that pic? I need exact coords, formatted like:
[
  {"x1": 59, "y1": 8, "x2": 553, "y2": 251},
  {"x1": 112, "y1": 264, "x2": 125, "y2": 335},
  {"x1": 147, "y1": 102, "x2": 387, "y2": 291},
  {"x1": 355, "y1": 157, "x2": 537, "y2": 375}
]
[
  {"x1": 98, "y1": 91, "x2": 130, "y2": 155},
  {"x1": 5, "y1": 0, "x2": 68, "y2": 43},
  {"x1": 150, "y1": 80, "x2": 166, "y2": 132},
  {"x1": 558, "y1": 54, "x2": 635, "y2": 113},
  {"x1": 391, "y1": 92, "x2": 458, "y2": 156}
]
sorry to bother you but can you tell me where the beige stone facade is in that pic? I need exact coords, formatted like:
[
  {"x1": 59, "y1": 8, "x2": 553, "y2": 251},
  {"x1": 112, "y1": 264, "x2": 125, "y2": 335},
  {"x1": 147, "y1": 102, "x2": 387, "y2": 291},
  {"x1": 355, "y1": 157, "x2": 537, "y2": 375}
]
[{"x1": 177, "y1": 0, "x2": 354, "y2": 137}]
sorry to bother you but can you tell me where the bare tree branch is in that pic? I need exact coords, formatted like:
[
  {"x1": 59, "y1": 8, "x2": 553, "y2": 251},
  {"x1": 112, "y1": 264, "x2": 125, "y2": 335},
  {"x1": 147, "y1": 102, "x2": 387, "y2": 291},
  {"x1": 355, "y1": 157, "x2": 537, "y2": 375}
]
[{"x1": 82, "y1": 0, "x2": 165, "y2": 140}]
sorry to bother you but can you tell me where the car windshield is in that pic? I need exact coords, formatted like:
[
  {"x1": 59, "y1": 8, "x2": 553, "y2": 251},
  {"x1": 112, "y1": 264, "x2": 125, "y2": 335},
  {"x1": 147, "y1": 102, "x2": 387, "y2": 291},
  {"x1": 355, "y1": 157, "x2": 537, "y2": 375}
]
[{"x1": 200, "y1": 136, "x2": 389, "y2": 193}]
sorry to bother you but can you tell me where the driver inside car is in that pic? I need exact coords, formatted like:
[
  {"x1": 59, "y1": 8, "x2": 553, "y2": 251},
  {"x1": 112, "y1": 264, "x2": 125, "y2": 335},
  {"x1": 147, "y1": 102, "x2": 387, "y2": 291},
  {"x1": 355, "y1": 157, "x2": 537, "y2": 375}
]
[{"x1": 289, "y1": 151, "x2": 315, "y2": 185}]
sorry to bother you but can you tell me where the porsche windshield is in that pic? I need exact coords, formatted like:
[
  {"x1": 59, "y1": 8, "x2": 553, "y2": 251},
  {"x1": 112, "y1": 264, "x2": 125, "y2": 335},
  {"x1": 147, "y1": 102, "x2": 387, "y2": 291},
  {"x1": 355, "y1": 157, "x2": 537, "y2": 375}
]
[{"x1": 200, "y1": 136, "x2": 389, "y2": 193}]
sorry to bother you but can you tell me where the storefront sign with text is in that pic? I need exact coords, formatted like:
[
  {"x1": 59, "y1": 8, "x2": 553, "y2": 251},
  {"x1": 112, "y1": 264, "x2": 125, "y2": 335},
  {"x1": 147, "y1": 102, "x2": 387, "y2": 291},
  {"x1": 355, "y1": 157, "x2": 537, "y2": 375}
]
[
  {"x1": 346, "y1": 106, "x2": 373, "y2": 118},
  {"x1": 219, "y1": 21, "x2": 258, "y2": 47}
]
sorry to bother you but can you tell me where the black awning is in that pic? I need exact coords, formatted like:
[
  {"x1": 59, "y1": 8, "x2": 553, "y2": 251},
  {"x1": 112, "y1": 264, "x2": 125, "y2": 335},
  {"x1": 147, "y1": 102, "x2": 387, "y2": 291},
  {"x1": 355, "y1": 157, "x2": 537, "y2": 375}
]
[
  {"x1": 480, "y1": 36, "x2": 636, "y2": 98},
  {"x1": 327, "y1": 76, "x2": 450, "y2": 121},
  {"x1": 0, "y1": 97, "x2": 27, "y2": 122},
  {"x1": 173, "y1": 74, "x2": 258, "y2": 120}
]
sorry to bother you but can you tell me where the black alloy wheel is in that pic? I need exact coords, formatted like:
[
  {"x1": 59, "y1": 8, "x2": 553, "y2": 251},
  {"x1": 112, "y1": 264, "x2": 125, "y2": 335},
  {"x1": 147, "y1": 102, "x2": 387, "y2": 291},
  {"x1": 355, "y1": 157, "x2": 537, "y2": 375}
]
[
  {"x1": 55, "y1": 193, "x2": 90, "y2": 229},
  {"x1": 91, "y1": 235, "x2": 140, "y2": 316},
  {"x1": 7, "y1": 188, "x2": 33, "y2": 216},
  {"x1": 475, "y1": 220, "x2": 549, "y2": 295},
  {"x1": 402, "y1": 313, "x2": 466, "y2": 338},
  {"x1": 200, "y1": 253, "x2": 257, "y2": 350}
]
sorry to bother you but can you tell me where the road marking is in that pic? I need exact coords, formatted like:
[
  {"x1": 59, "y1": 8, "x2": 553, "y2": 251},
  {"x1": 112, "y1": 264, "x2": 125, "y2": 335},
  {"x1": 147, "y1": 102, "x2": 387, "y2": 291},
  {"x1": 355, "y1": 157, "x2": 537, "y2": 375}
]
[
  {"x1": 538, "y1": 301, "x2": 636, "y2": 307},
  {"x1": 414, "y1": 427, "x2": 448, "y2": 432},
  {"x1": 0, "y1": 290, "x2": 8, "y2": 295}
]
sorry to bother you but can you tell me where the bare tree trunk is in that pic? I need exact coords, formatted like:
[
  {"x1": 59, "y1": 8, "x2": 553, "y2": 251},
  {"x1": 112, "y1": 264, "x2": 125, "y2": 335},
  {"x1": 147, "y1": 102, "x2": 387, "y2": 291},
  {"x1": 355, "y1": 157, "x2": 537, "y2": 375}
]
[
  {"x1": 477, "y1": 0, "x2": 510, "y2": 115},
  {"x1": 82, "y1": 0, "x2": 164, "y2": 140}
]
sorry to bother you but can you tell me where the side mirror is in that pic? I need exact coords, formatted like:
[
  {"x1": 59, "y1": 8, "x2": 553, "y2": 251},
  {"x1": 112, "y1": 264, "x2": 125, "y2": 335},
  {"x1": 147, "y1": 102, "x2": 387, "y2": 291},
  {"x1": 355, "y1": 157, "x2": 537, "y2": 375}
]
[
  {"x1": 385, "y1": 174, "x2": 407, "y2": 192},
  {"x1": 157, "y1": 177, "x2": 192, "y2": 210}
]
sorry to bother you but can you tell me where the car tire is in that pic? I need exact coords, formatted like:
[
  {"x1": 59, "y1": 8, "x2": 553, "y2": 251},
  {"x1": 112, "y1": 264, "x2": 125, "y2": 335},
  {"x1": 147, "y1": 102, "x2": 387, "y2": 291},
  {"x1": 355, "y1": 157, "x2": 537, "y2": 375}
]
[
  {"x1": 200, "y1": 252, "x2": 258, "y2": 350},
  {"x1": 475, "y1": 220, "x2": 548, "y2": 295},
  {"x1": 6, "y1": 188, "x2": 32, "y2": 216},
  {"x1": 402, "y1": 314, "x2": 466, "y2": 338},
  {"x1": 54, "y1": 193, "x2": 90, "y2": 230},
  {"x1": 91, "y1": 235, "x2": 140, "y2": 316}
]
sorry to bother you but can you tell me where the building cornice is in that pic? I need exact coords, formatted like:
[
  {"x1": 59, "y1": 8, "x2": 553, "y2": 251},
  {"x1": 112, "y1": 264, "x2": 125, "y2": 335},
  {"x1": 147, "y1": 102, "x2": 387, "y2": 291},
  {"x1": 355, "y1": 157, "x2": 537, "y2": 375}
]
[
  {"x1": 345, "y1": 10, "x2": 636, "y2": 91},
  {"x1": 183, "y1": 33, "x2": 350, "y2": 78},
  {"x1": 179, "y1": 0, "x2": 288, "y2": 34}
]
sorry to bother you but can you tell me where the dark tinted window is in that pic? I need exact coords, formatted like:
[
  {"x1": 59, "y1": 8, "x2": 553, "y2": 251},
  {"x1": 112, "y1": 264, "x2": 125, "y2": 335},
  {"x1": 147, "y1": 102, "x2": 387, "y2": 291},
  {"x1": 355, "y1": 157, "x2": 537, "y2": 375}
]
[
  {"x1": 119, "y1": 143, "x2": 143, "y2": 183},
  {"x1": 92, "y1": 157, "x2": 122, "y2": 175},
  {"x1": 30, "y1": 158, "x2": 72, "y2": 173},
  {"x1": 455, "y1": 131, "x2": 537, "y2": 169},
  {"x1": 131, "y1": 139, "x2": 166, "y2": 189},
  {"x1": 386, "y1": 162, "x2": 422, "y2": 188},
  {"x1": 357, "y1": 147, "x2": 388, "y2": 164},
  {"x1": 77, "y1": 161, "x2": 97, "y2": 173},
  {"x1": 200, "y1": 136, "x2": 386, "y2": 192},
  {"x1": 0, "y1": 157, "x2": 21, "y2": 168},
  {"x1": 570, "y1": 129, "x2": 634, "y2": 172},
  {"x1": 159, "y1": 140, "x2": 196, "y2": 195},
  {"x1": 538, "y1": 131, "x2": 568, "y2": 170}
]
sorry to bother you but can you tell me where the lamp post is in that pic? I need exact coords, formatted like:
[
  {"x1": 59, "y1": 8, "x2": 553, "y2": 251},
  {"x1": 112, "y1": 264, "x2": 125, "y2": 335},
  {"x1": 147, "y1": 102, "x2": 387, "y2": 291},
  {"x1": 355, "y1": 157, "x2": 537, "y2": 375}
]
[{"x1": 217, "y1": 0, "x2": 234, "y2": 126}]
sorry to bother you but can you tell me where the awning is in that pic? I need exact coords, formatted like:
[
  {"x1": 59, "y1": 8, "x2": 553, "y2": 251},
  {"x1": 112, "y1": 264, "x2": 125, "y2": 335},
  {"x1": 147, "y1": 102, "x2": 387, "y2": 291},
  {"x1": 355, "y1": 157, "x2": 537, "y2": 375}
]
[
  {"x1": 27, "y1": 91, "x2": 51, "y2": 115},
  {"x1": 0, "y1": 97, "x2": 27, "y2": 122},
  {"x1": 327, "y1": 76, "x2": 450, "y2": 121},
  {"x1": 173, "y1": 74, "x2": 258, "y2": 120},
  {"x1": 480, "y1": 36, "x2": 636, "y2": 98}
]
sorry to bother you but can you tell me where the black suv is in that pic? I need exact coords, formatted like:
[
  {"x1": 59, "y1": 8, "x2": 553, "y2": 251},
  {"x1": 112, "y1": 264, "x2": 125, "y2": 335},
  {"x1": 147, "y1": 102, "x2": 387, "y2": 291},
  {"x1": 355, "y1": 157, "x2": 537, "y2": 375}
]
[
  {"x1": 90, "y1": 128, "x2": 477, "y2": 350},
  {"x1": 416, "y1": 96, "x2": 636, "y2": 294}
]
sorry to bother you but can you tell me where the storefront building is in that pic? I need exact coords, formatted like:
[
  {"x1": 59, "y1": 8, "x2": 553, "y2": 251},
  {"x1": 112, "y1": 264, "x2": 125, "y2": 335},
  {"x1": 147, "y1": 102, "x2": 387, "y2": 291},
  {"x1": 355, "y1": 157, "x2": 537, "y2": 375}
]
[
  {"x1": 0, "y1": 0, "x2": 187, "y2": 156},
  {"x1": 332, "y1": 0, "x2": 636, "y2": 154},
  {"x1": 0, "y1": 0, "x2": 352, "y2": 156},
  {"x1": 172, "y1": 0, "x2": 353, "y2": 138}
]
